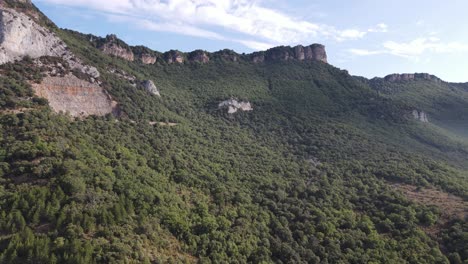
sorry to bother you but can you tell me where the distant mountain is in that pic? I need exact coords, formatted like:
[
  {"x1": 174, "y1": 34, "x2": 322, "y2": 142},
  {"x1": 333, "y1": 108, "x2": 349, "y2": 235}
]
[{"x1": 0, "y1": 1, "x2": 466, "y2": 263}]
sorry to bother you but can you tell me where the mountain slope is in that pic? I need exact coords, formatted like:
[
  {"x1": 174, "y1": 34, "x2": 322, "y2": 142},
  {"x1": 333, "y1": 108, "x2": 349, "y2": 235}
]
[{"x1": 0, "y1": 1, "x2": 467, "y2": 263}]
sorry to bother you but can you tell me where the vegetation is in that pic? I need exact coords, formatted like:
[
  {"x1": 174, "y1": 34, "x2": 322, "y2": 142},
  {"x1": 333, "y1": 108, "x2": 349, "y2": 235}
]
[{"x1": 0, "y1": 22, "x2": 466, "y2": 263}]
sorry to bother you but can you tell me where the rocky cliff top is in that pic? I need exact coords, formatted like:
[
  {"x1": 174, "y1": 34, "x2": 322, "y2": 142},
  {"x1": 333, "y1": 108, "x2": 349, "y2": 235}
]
[
  {"x1": 383, "y1": 73, "x2": 441, "y2": 83},
  {"x1": 81, "y1": 32, "x2": 328, "y2": 65}
]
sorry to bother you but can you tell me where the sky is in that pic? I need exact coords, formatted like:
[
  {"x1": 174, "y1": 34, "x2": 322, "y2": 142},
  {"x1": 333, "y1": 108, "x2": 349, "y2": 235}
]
[{"x1": 32, "y1": 0, "x2": 468, "y2": 82}]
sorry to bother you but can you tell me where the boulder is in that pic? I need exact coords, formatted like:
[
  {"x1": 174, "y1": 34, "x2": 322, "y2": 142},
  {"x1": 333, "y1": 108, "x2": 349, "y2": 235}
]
[{"x1": 142, "y1": 80, "x2": 160, "y2": 96}]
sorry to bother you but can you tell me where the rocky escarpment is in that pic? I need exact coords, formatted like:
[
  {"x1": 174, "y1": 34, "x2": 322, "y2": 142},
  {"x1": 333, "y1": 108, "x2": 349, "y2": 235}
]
[
  {"x1": 99, "y1": 34, "x2": 134, "y2": 61},
  {"x1": 219, "y1": 99, "x2": 253, "y2": 114},
  {"x1": 384, "y1": 73, "x2": 441, "y2": 83},
  {"x1": 251, "y1": 44, "x2": 328, "y2": 64},
  {"x1": 0, "y1": 6, "x2": 100, "y2": 81},
  {"x1": 164, "y1": 50, "x2": 185, "y2": 64},
  {"x1": 32, "y1": 74, "x2": 119, "y2": 117},
  {"x1": 412, "y1": 110, "x2": 429, "y2": 123},
  {"x1": 0, "y1": 7, "x2": 67, "y2": 64},
  {"x1": 188, "y1": 50, "x2": 210, "y2": 63},
  {"x1": 86, "y1": 32, "x2": 328, "y2": 65},
  {"x1": 0, "y1": 5, "x2": 119, "y2": 117},
  {"x1": 140, "y1": 53, "x2": 157, "y2": 64}
]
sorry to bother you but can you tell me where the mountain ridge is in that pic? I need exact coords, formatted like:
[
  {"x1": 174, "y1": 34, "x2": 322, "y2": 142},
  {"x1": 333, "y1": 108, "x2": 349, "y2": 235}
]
[{"x1": 0, "y1": 1, "x2": 467, "y2": 263}]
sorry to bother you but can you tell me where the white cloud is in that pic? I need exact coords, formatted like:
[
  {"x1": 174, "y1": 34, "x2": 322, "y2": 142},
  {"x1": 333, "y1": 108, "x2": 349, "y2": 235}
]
[
  {"x1": 368, "y1": 23, "x2": 388, "y2": 33},
  {"x1": 350, "y1": 37, "x2": 468, "y2": 59},
  {"x1": 35, "y1": 0, "x2": 385, "y2": 50},
  {"x1": 348, "y1": 48, "x2": 384, "y2": 56}
]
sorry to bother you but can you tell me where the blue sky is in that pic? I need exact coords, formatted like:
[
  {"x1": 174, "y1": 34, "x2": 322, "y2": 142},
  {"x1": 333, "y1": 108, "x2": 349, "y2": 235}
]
[{"x1": 33, "y1": 0, "x2": 468, "y2": 82}]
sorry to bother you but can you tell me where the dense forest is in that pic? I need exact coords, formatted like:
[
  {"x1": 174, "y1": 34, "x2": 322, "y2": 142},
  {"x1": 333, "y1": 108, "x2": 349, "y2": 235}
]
[{"x1": 0, "y1": 2, "x2": 467, "y2": 263}]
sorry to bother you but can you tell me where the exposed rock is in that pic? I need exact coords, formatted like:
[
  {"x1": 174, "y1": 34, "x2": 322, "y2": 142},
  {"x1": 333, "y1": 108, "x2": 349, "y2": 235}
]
[
  {"x1": 251, "y1": 52, "x2": 265, "y2": 63},
  {"x1": 384, "y1": 73, "x2": 441, "y2": 83},
  {"x1": 218, "y1": 99, "x2": 253, "y2": 114},
  {"x1": 31, "y1": 74, "x2": 119, "y2": 117},
  {"x1": 294, "y1": 45, "x2": 306, "y2": 60},
  {"x1": 142, "y1": 80, "x2": 160, "y2": 96},
  {"x1": 164, "y1": 50, "x2": 184, "y2": 64},
  {"x1": 412, "y1": 110, "x2": 429, "y2": 123},
  {"x1": 188, "y1": 50, "x2": 210, "y2": 63},
  {"x1": 100, "y1": 35, "x2": 134, "y2": 61},
  {"x1": 0, "y1": 7, "x2": 67, "y2": 64},
  {"x1": 309, "y1": 44, "x2": 327, "y2": 63},
  {"x1": 250, "y1": 44, "x2": 327, "y2": 63},
  {"x1": 0, "y1": 7, "x2": 100, "y2": 81},
  {"x1": 140, "y1": 53, "x2": 157, "y2": 64},
  {"x1": 214, "y1": 49, "x2": 238, "y2": 62}
]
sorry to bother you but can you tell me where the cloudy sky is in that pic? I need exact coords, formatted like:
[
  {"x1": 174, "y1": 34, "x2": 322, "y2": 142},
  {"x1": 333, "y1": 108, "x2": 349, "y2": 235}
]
[{"x1": 33, "y1": 0, "x2": 468, "y2": 82}]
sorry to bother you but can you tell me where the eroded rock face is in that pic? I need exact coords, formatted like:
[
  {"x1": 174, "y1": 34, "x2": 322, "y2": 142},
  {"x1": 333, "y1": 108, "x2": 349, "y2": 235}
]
[
  {"x1": 31, "y1": 74, "x2": 118, "y2": 117},
  {"x1": 188, "y1": 50, "x2": 209, "y2": 63},
  {"x1": 251, "y1": 44, "x2": 327, "y2": 63},
  {"x1": 164, "y1": 50, "x2": 184, "y2": 64},
  {"x1": 218, "y1": 99, "x2": 253, "y2": 114},
  {"x1": 0, "y1": 7, "x2": 67, "y2": 64},
  {"x1": 385, "y1": 73, "x2": 440, "y2": 83},
  {"x1": 140, "y1": 53, "x2": 157, "y2": 64},
  {"x1": 251, "y1": 53, "x2": 265, "y2": 63},
  {"x1": 100, "y1": 35, "x2": 134, "y2": 61},
  {"x1": 142, "y1": 80, "x2": 160, "y2": 96},
  {"x1": 0, "y1": 7, "x2": 100, "y2": 81},
  {"x1": 412, "y1": 110, "x2": 429, "y2": 123}
]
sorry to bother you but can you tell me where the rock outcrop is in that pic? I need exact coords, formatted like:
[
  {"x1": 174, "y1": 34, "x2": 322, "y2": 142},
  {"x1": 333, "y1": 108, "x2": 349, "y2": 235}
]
[
  {"x1": 142, "y1": 80, "x2": 160, "y2": 96},
  {"x1": 218, "y1": 99, "x2": 253, "y2": 114},
  {"x1": 0, "y1": 6, "x2": 100, "y2": 81},
  {"x1": 140, "y1": 53, "x2": 157, "y2": 64},
  {"x1": 251, "y1": 44, "x2": 327, "y2": 63},
  {"x1": 412, "y1": 110, "x2": 429, "y2": 123},
  {"x1": 164, "y1": 50, "x2": 184, "y2": 64},
  {"x1": 99, "y1": 34, "x2": 134, "y2": 61},
  {"x1": 188, "y1": 50, "x2": 210, "y2": 63},
  {"x1": 213, "y1": 49, "x2": 238, "y2": 62},
  {"x1": 31, "y1": 74, "x2": 119, "y2": 117},
  {"x1": 0, "y1": 7, "x2": 67, "y2": 64},
  {"x1": 384, "y1": 73, "x2": 441, "y2": 83}
]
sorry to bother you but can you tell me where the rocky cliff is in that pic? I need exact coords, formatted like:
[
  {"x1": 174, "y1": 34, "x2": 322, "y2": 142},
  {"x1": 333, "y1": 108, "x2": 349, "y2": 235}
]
[
  {"x1": 31, "y1": 74, "x2": 119, "y2": 117},
  {"x1": 86, "y1": 32, "x2": 328, "y2": 65},
  {"x1": 252, "y1": 44, "x2": 328, "y2": 63},
  {"x1": 384, "y1": 73, "x2": 441, "y2": 83},
  {"x1": 0, "y1": 5, "x2": 121, "y2": 117},
  {"x1": 188, "y1": 50, "x2": 210, "y2": 63},
  {"x1": 99, "y1": 34, "x2": 134, "y2": 61},
  {"x1": 140, "y1": 53, "x2": 157, "y2": 64},
  {"x1": 164, "y1": 50, "x2": 185, "y2": 64},
  {"x1": 0, "y1": 6, "x2": 100, "y2": 80},
  {"x1": 0, "y1": 7, "x2": 67, "y2": 64}
]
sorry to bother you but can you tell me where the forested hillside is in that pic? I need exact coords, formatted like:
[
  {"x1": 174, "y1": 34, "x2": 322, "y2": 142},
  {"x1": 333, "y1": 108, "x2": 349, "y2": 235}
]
[{"x1": 0, "y1": 1, "x2": 467, "y2": 263}]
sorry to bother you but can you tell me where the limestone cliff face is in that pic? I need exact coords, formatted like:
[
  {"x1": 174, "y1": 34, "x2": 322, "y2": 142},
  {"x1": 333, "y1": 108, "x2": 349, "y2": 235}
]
[
  {"x1": 0, "y1": 7, "x2": 67, "y2": 64},
  {"x1": 251, "y1": 44, "x2": 327, "y2": 63},
  {"x1": 140, "y1": 53, "x2": 157, "y2": 64},
  {"x1": 384, "y1": 73, "x2": 441, "y2": 83},
  {"x1": 164, "y1": 50, "x2": 184, "y2": 64},
  {"x1": 100, "y1": 35, "x2": 134, "y2": 61},
  {"x1": 31, "y1": 74, "x2": 118, "y2": 117},
  {"x1": 188, "y1": 50, "x2": 210, "y2": 63},
  {"x1": 213, "y1": 49, "x2": 238, "y2": 62},
  {"x1": 0, "y1": 6, "x2": 100, "y2": 80},
  {"x1": 219, "y1": 99, "x2": 253, "y2": 114}
]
